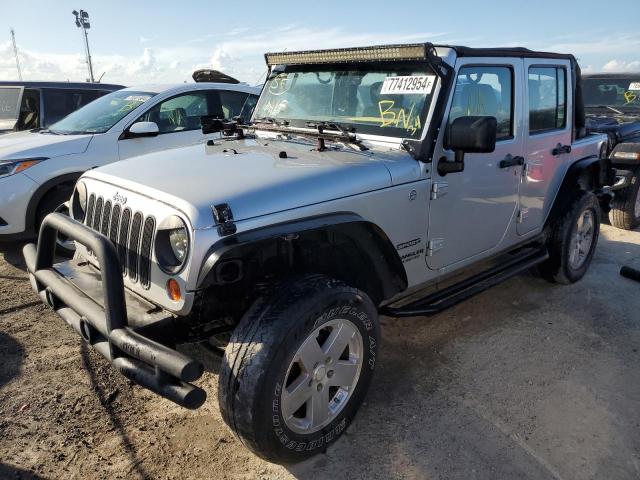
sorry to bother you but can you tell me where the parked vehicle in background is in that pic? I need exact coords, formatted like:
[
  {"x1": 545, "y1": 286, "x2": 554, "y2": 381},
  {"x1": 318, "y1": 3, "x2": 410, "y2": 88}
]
[
  {"x1": 0, "y1": 73, "x2": 260, "y2": 252},
  {"x1": 24, "y1": 44, "x2": 615, "y2": 463},
  {"x1": 584, "y1": 73, "x2": 640, "y2": 229},
  {"x1": 0, "y1": 81, "x2": 124, "y2": 134}
]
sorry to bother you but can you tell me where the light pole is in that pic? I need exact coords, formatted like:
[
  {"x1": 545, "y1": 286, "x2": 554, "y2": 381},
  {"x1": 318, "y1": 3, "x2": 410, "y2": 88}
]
[
  {"x1": 72, "y1": 9, "x2": 95, "y2": 83},
  {"x1": 10, "y1": 28, "x2": 22, "y2": 81}
]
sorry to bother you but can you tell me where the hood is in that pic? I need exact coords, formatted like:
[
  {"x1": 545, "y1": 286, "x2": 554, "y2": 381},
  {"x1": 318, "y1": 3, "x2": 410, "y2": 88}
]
[
  {"x1": 0, "y1": 130, "x2": 93, "y2": 160},
  {"x1": 86, "y1": 138, "x2": 416, "y2": 228}
]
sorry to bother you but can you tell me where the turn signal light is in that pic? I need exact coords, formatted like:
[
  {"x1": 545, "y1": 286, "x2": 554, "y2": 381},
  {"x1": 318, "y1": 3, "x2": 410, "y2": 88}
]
[{"x1": 167, "y1": 279, "x2": 182, "y2": 301}]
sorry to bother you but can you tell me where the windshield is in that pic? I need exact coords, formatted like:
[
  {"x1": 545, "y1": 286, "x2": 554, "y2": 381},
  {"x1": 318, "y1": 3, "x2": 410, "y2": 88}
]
[
  {"x1": 583, "y1": 77, "x2": 640, "y2": 110},
  {"x1": 0, "y1": 87, "x2": 21, "y2": 120},
  {"x1": 49, "y1": 90, "x2": 155, "y2": 134},
  {"x1": 253, "y1": 65, "x2": 437, "y2": 139}
]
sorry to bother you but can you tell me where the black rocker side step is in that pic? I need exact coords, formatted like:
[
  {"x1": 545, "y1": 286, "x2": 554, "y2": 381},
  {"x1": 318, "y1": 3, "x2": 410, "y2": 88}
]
[{"x1": 381, "y1": 247, "x2": 549, "y2": 318}]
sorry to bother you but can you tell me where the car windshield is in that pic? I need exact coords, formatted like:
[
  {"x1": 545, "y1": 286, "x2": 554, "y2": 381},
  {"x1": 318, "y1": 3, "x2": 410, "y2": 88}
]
[
  {"x1": 0, "y1": 87, "x2": 21, "y2": 120},
  {"x1": 49, "y1": 90, "x2": 155, "y2": 134},
  {"x1": 583, "y1": 77, "x2": 640, "y2": 111},
  {"x1": 253, "y1": 65, "x2": 437, "y2": 139}
]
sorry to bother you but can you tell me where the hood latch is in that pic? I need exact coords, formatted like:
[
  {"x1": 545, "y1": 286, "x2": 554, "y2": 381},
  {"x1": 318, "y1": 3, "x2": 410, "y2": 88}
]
[{"x1": 212, "y1": 203, "x2": 237, "y2": 236}]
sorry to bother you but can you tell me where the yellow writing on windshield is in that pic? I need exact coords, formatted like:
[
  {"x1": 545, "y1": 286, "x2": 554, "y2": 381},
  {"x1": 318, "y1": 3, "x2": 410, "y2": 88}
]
[
  {"x1": 624, "y1": 91, "x2": 637, "y2": 104},
  {"x1": 378, "y1": 100, "x2": 421, "y2": 135}
]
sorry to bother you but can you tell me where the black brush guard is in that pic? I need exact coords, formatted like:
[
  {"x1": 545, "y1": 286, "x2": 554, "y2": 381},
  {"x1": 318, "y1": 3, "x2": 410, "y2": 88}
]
[{"x1": 23, "y1": 213, "x2": 206, "y2": 409}]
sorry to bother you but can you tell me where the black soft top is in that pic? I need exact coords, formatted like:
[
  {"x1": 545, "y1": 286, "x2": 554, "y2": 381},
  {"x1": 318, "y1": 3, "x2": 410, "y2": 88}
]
[{"x1": 447, "y1": 46, "x2": 576, "y2": 62}]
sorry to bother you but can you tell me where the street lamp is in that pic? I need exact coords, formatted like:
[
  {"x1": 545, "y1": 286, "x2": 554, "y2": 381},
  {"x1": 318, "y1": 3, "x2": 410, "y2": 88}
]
[{"x1": 72, "y1": 9, "x2": 95, "y2": 83}]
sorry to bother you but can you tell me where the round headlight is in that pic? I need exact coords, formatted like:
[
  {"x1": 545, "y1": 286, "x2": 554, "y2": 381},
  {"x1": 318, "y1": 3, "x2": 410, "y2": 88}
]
[
  {"x1": 71, "y1": 181, "x2": 87, "y2": 221},
  {"x1": 155, "y1": 216, "x2": 190, "y2": 273}
]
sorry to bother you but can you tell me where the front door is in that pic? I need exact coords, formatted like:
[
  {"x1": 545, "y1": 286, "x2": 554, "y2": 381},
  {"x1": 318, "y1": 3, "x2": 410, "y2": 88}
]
[
  {"x1": 118, "y1": 90, "x2": 219, "y2": 161},
  {"x1": 517, "y1": 59, "x2": 573, "y2": 235},
  {"x1": 427, "y1": 60, "x2": 524, "y2": 270}
]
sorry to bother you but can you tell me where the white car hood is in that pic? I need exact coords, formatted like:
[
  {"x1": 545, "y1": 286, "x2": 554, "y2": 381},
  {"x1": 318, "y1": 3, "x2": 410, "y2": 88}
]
[
  {"x1": 0, "y1": 130, "x2": 93, "y2": 160},
  {"x1": 86, "y1": 138, "x2": 411, "y2": 229}
]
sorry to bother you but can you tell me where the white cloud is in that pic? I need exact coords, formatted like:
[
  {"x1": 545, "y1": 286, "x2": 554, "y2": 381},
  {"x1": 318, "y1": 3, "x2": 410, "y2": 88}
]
[
  {"x1": 2, "y1": 27, "x2": 638, "y2": 86},
  {"x1": 602, "y1": 59, "x2": 640, "y2": 72}
]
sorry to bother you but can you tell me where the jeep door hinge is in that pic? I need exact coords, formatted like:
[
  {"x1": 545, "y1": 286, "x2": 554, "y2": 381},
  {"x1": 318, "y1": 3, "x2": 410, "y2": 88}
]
[
  {"x1": 431, "y1": 181, "x2": 448, "y2": 200},
  {"x1": 427, "y1": 238, "x2": 445, "y2": 256}
]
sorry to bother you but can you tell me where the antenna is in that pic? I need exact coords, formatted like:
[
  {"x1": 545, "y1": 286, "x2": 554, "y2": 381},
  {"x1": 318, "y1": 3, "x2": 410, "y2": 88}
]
[{"x1": 10, "y1": 28, "x2": 22, "y2": 81}]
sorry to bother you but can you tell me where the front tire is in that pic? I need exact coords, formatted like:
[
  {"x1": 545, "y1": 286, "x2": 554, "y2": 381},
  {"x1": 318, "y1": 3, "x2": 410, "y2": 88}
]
[
  {"x1": 609, "y1": 168, "x2": 640, "y2": 230},
  {"x1": 540, "y1": 191, "x2": 601, "y2": 284},
  {"x1": 218, "y1": 275, "x2": 379, "y2": 463},
  {"x1": 36, "y1": 186, "x2": 75, "y2": 256}
]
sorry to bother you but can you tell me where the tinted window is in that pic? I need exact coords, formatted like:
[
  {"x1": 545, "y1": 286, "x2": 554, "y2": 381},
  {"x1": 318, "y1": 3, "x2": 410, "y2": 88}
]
[
  {"x1": 219, "y1": 90, "x2": 250, "y2": 119},
  {"x1": 15, "y1": 88, "x2": 41, "y2": 130},
  {"x1": 43, "y1": 89, "x2": 112, "y2": 126},
  {"x1": 139, "y1": 92, "x2": 211, "y2": 133},
  {"x1": 449, "y1": 66, "x2": 513, "y2": 140},
  {"x1": 583, "y1": 77, "x2": 640, "y2": 109},
  {"x1": 240, "y1": 94, "x2": 259, "y2": 120},
  {"x1": 528, "y1": 67, "x2": 566, "y2": 133}
]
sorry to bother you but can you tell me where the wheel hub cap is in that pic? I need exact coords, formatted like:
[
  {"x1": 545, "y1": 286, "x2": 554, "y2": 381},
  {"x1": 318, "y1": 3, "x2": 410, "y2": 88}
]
[
  {"x1": 281, "y1": 318, "x2": 363, "y2": 434},
  {"x1": 569, "y1": 210, "x2": 595, "y2": 269}
]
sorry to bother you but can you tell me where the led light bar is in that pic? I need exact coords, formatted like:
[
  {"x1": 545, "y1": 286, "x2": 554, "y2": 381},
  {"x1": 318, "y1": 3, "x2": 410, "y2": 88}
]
[{"x1": 265, "y1": 44, "x2": 428, "y2": 66}]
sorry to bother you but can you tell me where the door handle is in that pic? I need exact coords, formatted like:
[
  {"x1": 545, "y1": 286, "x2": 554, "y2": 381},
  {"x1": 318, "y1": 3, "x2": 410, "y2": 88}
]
[
  {"x1": 499, "y1": 155, "x2": 525, "y2": 168},
  {"x1": 552, "y1": 143, "x2": 572, "y2": 156}
]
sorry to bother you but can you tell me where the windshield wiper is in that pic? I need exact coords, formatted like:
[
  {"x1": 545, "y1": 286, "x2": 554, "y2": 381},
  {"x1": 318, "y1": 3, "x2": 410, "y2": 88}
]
[
  {"x1": 305, "y1": 121, "x2": 368, "y2": 151},
  {"x1": 588, "y1": 105, "x2": 624, "y2": 115},
  {"x1": 253, "y1": 116, "x2": 290, "y2": 127}
]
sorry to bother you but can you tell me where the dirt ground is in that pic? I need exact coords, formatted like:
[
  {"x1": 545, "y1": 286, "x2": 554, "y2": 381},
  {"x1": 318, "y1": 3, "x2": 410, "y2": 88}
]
[{"x1": 1, "y1": 224, "x2": 639, "y2": 480}]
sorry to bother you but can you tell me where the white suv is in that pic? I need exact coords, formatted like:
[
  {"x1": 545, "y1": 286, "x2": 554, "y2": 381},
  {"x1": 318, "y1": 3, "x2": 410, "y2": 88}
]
[{"x1": 0, "y1": 77, "x2": 260, "y2": 249}]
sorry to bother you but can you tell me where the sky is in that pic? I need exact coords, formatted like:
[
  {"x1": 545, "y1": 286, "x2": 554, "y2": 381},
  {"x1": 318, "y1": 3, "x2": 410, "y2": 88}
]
[{"x1": 1, "y1": 0, "x2": 639, "y2": 86}]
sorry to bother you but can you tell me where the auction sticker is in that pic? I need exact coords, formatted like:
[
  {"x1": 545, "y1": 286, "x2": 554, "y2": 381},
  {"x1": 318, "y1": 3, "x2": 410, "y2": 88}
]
[
  {"x1": 381, "y1": 75, "x2": 436, "y2": 95},
  {"x1": 628, "y1": 82, "x2": 640, "y2": 91}
]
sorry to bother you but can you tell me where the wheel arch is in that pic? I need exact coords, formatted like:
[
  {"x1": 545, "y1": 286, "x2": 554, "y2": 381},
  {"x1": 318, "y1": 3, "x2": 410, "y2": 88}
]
[
  {"x1": 196, "y1": 212, "x2": 408, "y2": 306},
  {"x1": 546, "y1": 155, "x2": 614, "y2": 228},
  {"x1": 25, "y1": 172, "x2": 83, "y2": 236}
]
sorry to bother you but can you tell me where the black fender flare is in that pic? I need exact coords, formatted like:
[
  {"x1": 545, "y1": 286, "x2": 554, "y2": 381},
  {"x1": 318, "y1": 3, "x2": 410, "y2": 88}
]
[
  {"x1": 196, "y1": 212, "x2": 408, "y2": 305},
  {"x1": 546, "y1": 155, "x2": 614, "y2": 227},
  {"x1": 24, "y1": 172, "x2": 84, "y2": 236}
]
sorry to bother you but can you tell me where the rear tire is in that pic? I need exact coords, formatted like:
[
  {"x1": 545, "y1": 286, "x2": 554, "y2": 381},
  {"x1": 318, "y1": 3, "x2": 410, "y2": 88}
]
[
  {"x1": 539, "y1": 191, "x2": 600, "y2": 284},
  {"x1": 218, "y1": 274, "x2": 379, "y2": 463},
  {"x1": 609, "y1": 168, "x2": 640, "y2": 230}
]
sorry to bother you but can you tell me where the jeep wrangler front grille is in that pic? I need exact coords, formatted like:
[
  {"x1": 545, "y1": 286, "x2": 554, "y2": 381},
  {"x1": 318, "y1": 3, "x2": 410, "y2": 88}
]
[{"x1": 84, "y1": 193, "x2": 155, "y2": 288}]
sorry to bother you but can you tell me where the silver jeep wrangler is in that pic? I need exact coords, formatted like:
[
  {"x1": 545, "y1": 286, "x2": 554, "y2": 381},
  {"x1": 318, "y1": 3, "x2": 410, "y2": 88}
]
[{"x1": 24, "y1": 43, "x2": 615, "y2": 463}]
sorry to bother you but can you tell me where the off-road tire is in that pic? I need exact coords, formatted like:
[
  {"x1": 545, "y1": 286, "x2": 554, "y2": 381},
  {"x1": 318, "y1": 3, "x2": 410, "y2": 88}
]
[
  {"x1": 609, "y1": 168, "x2": 640, "y2": 230},
  {"x1": 36, "y1": 185, "x2": 75, "y2": 256},
  {"x1": 218, "y1": 274, "x2": 379, "y2": 463},
  {"x1": 539, "y1": 191, "x2": 601, "y2": 284}
]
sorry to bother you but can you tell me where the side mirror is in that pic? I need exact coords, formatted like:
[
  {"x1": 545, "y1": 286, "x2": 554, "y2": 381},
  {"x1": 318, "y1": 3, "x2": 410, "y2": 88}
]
[
  {"x1": 439, "y1": 116, "x2": 497, "y2": 175},
  {"x1": 127, "y1": 121, "x2": 159, "y2": 138}
]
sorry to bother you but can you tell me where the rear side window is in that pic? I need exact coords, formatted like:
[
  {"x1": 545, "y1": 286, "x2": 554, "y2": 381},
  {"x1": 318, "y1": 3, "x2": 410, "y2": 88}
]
[
  {"x1": 528, "y1": 67, "x2": 567, "y2": 134},
  {"x1": 43, "y1": 89, "x2": 111, "y2": 126},
  {"x1": 449, "y1": 66, "x2": 513, "y2": 140}
]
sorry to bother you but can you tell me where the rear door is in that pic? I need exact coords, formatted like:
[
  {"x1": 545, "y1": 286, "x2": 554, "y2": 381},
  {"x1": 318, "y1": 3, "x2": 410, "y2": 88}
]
[
  {"x1": 427, "y1": 59, "x2": 524, "y2": 270},
  {"x1": 517, "y1": 60, "x2": 572, "y2": 235}
]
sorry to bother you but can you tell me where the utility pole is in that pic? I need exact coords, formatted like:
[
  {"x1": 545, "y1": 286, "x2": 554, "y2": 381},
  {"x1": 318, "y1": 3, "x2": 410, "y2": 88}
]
[
  {"x1": 10, "y1": 28, "x2": 22, "y2": 81},
  {"x1": 72, "y1": 9, "x2": 95, "y2": 83}
]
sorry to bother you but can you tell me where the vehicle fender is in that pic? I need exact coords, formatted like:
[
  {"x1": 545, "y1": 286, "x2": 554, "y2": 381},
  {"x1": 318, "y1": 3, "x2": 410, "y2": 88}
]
[
  {"x1": 546, "y1": 155, "x2": 613, "y2": 227},
  {"x1": 196, "y1": 212, "x2": 408, "y2": 305},
  {"x1": 24, "y1": 172, "x2": 84, "y2": 235}
]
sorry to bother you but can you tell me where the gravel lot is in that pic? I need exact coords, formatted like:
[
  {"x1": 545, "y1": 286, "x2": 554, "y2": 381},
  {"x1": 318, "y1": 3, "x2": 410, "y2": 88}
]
[{"x1": 1, "y1": 224, "x2": 639, "y2": 480}]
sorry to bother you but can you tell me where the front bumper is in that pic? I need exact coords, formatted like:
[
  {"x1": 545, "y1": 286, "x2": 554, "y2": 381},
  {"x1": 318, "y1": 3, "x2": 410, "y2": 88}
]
[
  {"x1": 23, "y1": 212, "x2": 206, "y2": 409},
  {"x1": 0, "y1": 172, "x2": 39, "y2": 237}
]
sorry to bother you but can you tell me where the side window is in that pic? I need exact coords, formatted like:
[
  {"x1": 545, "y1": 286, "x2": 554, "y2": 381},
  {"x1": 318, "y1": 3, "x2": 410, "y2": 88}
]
[
  {"x1": 139, "y1": 92, "x2": 209, "y2": 133},
  {"x1": 239, "y1": 94, "x2": 259, "y2": 120},
  {"x1": 449, "y1": 65, "x2": 513, "y2": 140},
  {"x1": 528, "y1": 67, "x2": 566, "y2": 134},
  {"x1": 219, "y1": 90, "x2": 250, "y2": 119},
  {"x1": 16, "y1": 88, "x2": 41, "y2": 130}
]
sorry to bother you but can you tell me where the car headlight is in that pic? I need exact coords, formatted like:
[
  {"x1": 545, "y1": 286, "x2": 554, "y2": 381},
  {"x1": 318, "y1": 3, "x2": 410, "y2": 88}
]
[
  {"x1": 155, "y1": 216, "x2": 190, "y2": 273},
  {"x1": 0, "y1": 157, "x2": 48, "y2": 179},
  {"x1": 71, "y1": 181, "x2": 88, "y2": 221}
]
